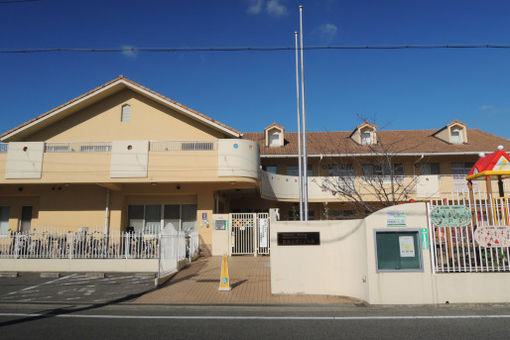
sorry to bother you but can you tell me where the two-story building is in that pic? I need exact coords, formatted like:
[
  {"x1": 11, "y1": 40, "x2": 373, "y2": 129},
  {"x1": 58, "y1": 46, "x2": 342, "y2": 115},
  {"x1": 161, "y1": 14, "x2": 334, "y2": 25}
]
[
  {"x1": 0, "y1": 76, "x2": 259, "y2": 254},
  {"x1": 1, "y1": 77, "x2": 509, "y2": 254}
]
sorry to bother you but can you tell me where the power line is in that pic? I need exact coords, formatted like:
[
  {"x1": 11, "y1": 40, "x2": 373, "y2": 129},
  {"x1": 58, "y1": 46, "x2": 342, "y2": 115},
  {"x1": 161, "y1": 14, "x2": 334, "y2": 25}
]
[
  {"x1": 2, "y1": 44, "x2": 510, "y2": 54},
  {"x1": 0, "y1": 0, "x2": 40, "y2": 3}
]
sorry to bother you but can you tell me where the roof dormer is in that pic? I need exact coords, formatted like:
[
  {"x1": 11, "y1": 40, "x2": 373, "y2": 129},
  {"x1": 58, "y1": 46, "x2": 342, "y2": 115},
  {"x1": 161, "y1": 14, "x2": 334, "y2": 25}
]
[
  {"x1": 433, "y1": 120, "x2": 468, "y2": 144},
  {"x1": 264, "y1": 123, "x2": 285, "y2": 147},
  {"x1": 350, "y1": 121, "x2": 377, "y2": 145}
]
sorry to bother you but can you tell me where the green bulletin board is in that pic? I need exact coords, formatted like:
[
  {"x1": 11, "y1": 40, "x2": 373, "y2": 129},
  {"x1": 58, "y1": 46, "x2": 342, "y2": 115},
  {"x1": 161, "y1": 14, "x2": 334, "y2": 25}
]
[{"x1": 375, "y1": 230, "x2": 422, "y2": 271}]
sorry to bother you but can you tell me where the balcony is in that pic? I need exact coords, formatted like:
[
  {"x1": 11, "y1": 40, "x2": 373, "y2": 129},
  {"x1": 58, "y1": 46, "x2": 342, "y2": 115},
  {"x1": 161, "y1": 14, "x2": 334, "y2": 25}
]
[
  {"x1": 259, "y1": 171, "x2": 508, "y2": 202},
  {"x1": 0, "y1": 139, "x2": 259, "y2": 184}
]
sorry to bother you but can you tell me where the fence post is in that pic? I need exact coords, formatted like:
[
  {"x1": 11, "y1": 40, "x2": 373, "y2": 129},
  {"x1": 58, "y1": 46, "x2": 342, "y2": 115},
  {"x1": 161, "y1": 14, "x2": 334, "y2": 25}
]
[
  {"x1": 124, "y1": 233, "x2": 129, "y2": 259},
  {"x1": 253, "y1": 213, "x2": 258, "y2": 257},
  {"x1": 14, "y1": 234, "x2": 20, "y2": 259},
  {"x1": 69, "y1": 233, "x2": 74, "y2": 260}
]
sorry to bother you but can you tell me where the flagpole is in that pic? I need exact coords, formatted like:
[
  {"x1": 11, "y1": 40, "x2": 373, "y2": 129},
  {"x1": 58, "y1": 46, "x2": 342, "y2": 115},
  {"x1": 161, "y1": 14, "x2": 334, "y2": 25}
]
[
  {"x1": 294, "y1": 31, "x2": 304, "y2": 221},
  {"x1": 299, "y1": 5, "x2": 309, "y2": 221}
]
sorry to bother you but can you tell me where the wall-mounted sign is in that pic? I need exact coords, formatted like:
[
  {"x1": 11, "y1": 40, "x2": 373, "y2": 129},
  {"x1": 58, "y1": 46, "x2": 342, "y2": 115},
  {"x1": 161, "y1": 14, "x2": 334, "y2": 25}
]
[
  {"x1": 277, "y1": 232, "x2": 320, "y2": 246},
  {"x1": 474, "y1": 226, "x2": 510, "y2": 247},
  {"x1": 259, "y1": 218, "x2": 268, "y2": 248},
  {"x1": 430, "y1": 205, "x2": 471, "y2": 227},
  {"x1": 215, "y1": 219, "x2": 228, "y2": 231},
  {"x1": 387, "y1": 210, "x2": 406, "y2": 226},
  {"x1": 399, "y1": 236, "x2": 416, "y2": 257}
]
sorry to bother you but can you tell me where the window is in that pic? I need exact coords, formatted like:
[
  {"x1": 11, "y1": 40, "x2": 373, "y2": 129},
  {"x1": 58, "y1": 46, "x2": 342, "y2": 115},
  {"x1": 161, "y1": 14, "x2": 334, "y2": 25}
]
[
  {"x1": 361, "y1": 129, "x2": 374, "y2": 145},
  {"x1": 269, "y1": 130, "x2": 281, "y2": 147},
  {"x1": 127, "y1": 204, "x2": 197, "y2": 234},
  {"x1": 287, "y1": 164, "x2": 313, "y2": 176},
  {"x1": 451, "y1": 162, "x2": 475, "y2": 191},
  {"x1": 362, "y1": 163, "x2": 404, "y2": 183},
  {"x1": 451, "y1": 128, "x2": 462, "y2": 144},
  {"x1": 420, "y1": 163, "x2": 440, "y2": 175},
  {"x1": 121, "y1": 104, "x2": 131, "y2": 122},
  {"x1": 0, "y1": 206, "x2": 9, "y2": 236},
  {"x1": 264, "y1": 165, "x2": 277, "y2": 174},
  {"x1": 327, "y1": 163, "x2": 354, "y2": 177}
]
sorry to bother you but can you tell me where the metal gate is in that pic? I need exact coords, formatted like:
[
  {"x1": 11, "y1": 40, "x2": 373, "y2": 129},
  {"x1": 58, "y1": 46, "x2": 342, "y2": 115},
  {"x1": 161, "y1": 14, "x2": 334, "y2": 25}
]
[{"x1": 230, "y1": 213, "x2": 270, "y2": 256}]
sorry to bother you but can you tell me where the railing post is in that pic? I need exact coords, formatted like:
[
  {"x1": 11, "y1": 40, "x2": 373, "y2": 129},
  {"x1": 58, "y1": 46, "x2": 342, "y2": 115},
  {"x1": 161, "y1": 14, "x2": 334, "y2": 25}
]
[
  {"x1": 124, "y1": 233, "x2": 129, "y2": 259},
  {"x1": 14, "y1": 234, "x2": 20, "y2": 259},
  {"x1": 69, "y1": 233, "x2": 74, "y2": 259},
  {"x1": 253, "y1": 213, "x2": 258, "y2": 257}
]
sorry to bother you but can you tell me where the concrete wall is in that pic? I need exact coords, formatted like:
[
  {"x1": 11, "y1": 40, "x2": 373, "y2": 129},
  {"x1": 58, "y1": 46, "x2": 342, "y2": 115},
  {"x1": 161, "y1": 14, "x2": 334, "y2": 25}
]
[{"x1": 270, "y1": 203, "x2": 510, "y2": 304}]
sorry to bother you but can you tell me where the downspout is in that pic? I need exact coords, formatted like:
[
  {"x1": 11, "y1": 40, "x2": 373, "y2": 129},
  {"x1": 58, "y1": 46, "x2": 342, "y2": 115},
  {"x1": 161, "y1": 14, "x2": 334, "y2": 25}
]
[{"x1": 104, "y1": 188, "x2": 110, "y2": 236}]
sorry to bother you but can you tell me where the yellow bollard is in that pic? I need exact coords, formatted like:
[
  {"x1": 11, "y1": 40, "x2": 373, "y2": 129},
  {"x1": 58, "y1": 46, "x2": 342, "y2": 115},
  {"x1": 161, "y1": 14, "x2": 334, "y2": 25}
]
[{"x1": 218, "y1": 253, "x2": 231, "y2": 291}]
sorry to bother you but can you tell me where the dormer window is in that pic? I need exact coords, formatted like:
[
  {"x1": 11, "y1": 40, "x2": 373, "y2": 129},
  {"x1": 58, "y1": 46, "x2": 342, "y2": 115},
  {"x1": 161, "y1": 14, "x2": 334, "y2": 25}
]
[
  {"x1": 350, "y1": 121, "x2": 377, "y2": 145},
  {"x1": 361, "y1": 129, "x2": 373, "y2": 145},
  {"x1": 121, "y1": 104, "x2": 131, "y2": 122},
  {"x1": 433, "y1": 120, "x2": 468, "y2": 144},
  {"x1": 264, "y1": 123, "x2": 285, "y2": 147}
]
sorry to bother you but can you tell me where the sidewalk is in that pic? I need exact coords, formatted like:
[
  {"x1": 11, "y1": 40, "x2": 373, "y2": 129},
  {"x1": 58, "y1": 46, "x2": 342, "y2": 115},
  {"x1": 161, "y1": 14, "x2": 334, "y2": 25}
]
[{"x1": 136, "y1": 256, "x2": 359, "y2": 305}]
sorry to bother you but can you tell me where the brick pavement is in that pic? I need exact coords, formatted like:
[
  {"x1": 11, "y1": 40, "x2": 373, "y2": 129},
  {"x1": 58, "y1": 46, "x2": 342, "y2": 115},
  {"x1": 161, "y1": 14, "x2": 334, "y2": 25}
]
[{"x1": 136, "y1": 256, "x2": 358, "y2": 305}]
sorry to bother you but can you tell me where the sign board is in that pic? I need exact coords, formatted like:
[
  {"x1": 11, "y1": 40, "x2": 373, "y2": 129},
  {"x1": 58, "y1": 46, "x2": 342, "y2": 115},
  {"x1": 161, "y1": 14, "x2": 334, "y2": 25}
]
[
  {"x1": 387, "y1": 210, "x2": 406, "y2": 226},
  {"x1": 399, "y1": 236, "x2": 416, "y2": 257},
  {"x1": 277, "y1": 232, "x2": 320, "y2": 246},
  {"x1": 259, "y1": 218, "x2": 268, "y2": 248},
  {"x1": 430, "y1": 205, "x2": 471, "y2": 227},
  {"x1": 420, "y1": 228, "x2": 429, "y2": 249},
  {"x1": 474, "y1": 226, "x2": 510, "y2": 247},
  {"x1": 213, "y1": 214, "x2": 229, "y2": 231}
]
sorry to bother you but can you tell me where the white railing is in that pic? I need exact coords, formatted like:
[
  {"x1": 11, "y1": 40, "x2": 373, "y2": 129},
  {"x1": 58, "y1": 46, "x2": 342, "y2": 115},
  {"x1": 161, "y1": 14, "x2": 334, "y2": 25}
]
[
  {"x1": 428, "y1": 191, "x2": 510, "y2": 273},
  {"x1": 188, "y1": 232, "x2": 200, "y2": 259},
  {"x1": 0, "y1": 226, "x2": 192, "y2": 260},
  {"x1": 149, "y1": 140, "x2": 216, "y2": 152},
  {"x1": 45, "y1": 142, "x2": 112, "y2": 153},
  {"x1": 0, "y1": 143, "x2": 7, "y2": 153}
]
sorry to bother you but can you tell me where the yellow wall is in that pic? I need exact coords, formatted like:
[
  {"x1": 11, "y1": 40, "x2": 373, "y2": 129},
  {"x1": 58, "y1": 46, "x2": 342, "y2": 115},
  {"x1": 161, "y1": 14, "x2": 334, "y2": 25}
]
[{"x1": 25, "y1": 89, "x2": 227, "y2": 142}]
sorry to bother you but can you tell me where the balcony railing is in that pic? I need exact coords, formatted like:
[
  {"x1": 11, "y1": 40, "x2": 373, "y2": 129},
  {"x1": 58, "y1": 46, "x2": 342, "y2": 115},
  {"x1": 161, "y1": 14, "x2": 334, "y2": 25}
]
[
  {"x1": 150, "y1": 141, "x2": 216, "y2": 152},
  {"x1": 0, "y1": 143, "x2": 7, "y2": 153},
  {"x1": 45, "y1": 142, "x2": 112, "y2": 153}
]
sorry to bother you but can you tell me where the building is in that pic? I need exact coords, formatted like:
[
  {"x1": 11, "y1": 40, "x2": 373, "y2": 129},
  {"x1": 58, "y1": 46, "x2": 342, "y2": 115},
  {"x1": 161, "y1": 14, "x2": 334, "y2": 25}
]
[
  {"x1": 1, "y1": 76, "x2": 509, "y2": 254},
  {"x1": 234, "y1": 120, "x2": 510, "y2": 220},
  {"x1": 0, "y1": 76, "x2": 259, "y2": 255}
]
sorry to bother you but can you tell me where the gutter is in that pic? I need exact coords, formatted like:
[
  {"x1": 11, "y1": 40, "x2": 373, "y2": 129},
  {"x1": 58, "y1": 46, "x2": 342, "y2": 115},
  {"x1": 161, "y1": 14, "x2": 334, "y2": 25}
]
[{"x1": 260, "y1": 151, "x2": 489, "y2": 158}]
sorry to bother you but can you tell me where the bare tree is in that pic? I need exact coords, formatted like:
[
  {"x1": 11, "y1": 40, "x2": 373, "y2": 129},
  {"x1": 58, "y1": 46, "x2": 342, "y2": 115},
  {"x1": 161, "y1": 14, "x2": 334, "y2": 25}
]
[{"x1": 319, "y1": 135, "x2": 422, "y2": 215}]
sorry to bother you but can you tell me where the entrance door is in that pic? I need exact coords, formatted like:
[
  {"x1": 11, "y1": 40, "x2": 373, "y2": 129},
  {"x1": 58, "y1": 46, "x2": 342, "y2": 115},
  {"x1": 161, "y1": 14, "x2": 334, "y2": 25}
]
[{"x1": 20, "y1": 206, "x2": 32, "y2": 233}]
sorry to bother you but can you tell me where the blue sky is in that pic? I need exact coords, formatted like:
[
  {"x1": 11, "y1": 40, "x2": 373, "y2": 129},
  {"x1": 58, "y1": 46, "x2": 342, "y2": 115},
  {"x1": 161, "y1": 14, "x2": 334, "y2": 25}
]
[{"x1": 1, "y1": 0, "x2": 510, "y2": 139}]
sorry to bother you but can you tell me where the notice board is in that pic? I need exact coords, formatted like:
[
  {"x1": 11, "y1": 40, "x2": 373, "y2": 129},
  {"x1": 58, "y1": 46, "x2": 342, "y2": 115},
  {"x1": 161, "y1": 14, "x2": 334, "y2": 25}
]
[{"x1": 375, "y1": 230, "x2": 422, "y2": 271}]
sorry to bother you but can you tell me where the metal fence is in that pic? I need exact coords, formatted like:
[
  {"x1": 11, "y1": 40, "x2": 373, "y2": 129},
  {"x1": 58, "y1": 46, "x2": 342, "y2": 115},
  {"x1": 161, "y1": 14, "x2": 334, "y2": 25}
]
[
  {"x1": 0, "y1": 226, "x2": 196, "y2": 260},
  {"x1": 428, "y1": 191, "x2": 510, "y2": 273}
]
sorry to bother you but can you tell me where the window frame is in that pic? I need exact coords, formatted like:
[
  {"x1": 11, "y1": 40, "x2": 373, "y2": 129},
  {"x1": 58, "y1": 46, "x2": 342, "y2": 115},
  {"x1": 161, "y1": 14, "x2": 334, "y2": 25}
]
[{"x1": 121, "y1": 104, "x2": 131, "y2": 123}]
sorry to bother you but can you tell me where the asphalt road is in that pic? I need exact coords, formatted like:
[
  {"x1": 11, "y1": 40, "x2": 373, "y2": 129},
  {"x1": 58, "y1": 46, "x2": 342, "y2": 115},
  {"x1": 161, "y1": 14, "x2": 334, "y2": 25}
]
[
  {"x1": 0, "y1": 272, "x2": 156, "y2": 304},
  {"x1": 1, "y1": 303, "x2": 510, "y2": 339}
]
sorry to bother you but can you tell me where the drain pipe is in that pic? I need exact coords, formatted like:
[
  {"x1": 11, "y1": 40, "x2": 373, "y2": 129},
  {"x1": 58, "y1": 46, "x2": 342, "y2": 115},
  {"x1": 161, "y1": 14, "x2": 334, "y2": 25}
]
[{"x1": 104, "y1": 188, "x2": 110, "y2": 236}]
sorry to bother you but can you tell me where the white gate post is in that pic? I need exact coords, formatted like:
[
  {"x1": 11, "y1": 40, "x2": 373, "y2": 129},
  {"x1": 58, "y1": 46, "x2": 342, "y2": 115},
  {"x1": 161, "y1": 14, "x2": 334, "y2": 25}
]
[
  {"x1": 253, "y1": 213, "x2": 257, "y2": 257},
  {"x1": 228, "y1": 213, "x2": 232, "y2": 256}
]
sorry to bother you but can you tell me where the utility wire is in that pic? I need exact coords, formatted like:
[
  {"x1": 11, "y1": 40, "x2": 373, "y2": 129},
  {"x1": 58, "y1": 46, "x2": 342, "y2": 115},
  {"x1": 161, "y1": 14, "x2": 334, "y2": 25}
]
[
  {"x1": 0, "y1": 0, "x2": 40, "y2": 3},
  {"x1": 2, "y1": 44, "x2": 510, "y2": 54}
]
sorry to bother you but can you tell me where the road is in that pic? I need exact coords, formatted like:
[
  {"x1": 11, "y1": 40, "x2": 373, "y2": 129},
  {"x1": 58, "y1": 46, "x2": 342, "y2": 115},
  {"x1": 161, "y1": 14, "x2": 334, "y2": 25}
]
[{"x1": 1, "y1": 303, "x2": 510, "y2": 339}]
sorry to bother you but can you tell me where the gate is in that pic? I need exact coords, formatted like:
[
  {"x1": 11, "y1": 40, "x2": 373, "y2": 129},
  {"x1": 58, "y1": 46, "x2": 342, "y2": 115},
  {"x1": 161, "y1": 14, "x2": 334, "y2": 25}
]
[{"x1": 230, "y1": 212, "x2": 270, "y2": 256}]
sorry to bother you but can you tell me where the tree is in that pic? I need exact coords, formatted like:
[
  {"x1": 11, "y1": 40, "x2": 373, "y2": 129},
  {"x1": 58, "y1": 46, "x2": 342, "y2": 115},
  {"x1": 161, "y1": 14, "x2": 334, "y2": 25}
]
[{"x1": 318, "y1": 134, "x2": 422, "y2": 215}]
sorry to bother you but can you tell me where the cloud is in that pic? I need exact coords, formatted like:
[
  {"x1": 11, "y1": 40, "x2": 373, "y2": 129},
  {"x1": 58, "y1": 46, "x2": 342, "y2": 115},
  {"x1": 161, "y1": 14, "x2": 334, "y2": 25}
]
[
  {"x1": 121, "y1": 45, "x2": 137, "y2": 59},
  {"x1": 318, "y1": 23, "x2": 338, "y2": 43},
  {"x1": 246, "y1": 0, "x2": 264, "y2": 15},
  {"x1": 480, "y1": 105, "x2": 495, "y2": 111},
  {"x1": 266, "y1": 0, "x2": 287, "y2": 17}
]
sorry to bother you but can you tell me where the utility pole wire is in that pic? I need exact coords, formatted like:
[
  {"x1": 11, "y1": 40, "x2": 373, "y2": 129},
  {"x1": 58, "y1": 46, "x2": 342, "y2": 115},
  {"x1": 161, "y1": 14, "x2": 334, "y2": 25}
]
[{"x1": 2, "y1": 44, "x2": 510, "y2": 54}]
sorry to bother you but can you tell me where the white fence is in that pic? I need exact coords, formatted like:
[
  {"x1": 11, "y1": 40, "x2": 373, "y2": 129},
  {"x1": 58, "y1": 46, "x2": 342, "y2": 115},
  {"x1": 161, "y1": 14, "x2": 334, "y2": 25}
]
[
  {"x1": 0, "y1": 226, "x2": 199, "y2": 262},
  {"x1": 428, "y1": 191, "x2": 510, "y2": 273}
]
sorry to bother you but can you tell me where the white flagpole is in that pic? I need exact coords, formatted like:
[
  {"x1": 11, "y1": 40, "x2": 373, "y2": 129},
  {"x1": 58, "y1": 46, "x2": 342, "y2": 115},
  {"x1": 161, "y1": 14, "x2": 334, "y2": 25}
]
[
  {"x1": 299, "y1": 5, "x2": 309, "y2": 221},
  {"x1": 294, "y1": 31, "x2": 304, "y2": 221}
]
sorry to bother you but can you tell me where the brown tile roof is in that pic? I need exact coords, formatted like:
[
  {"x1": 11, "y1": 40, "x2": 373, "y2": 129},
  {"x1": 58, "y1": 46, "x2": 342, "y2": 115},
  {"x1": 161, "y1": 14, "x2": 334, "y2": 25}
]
[
  {"x1": 244, "y1": 129, "x2": 510, "y2": 156},
  {"x1": 1, "y1": 75, "x2": 242, "y2": 140}
]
